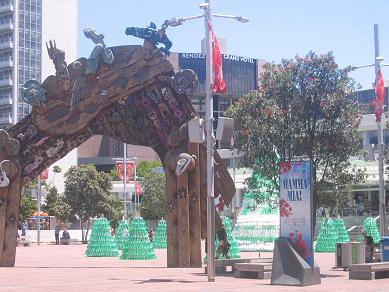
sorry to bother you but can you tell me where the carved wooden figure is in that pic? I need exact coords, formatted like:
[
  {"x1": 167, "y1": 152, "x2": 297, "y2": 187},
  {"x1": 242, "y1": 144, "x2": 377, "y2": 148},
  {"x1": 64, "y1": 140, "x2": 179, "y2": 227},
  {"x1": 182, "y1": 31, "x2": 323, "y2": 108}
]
[{"x1": 0, "y1": 27, "x2": 235, "y2": 267}]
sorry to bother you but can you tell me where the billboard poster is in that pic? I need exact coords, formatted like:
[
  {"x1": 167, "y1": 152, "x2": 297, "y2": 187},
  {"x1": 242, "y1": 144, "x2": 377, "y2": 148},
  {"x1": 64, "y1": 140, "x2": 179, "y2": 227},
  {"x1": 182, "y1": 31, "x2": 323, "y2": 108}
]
[{"x1": 279, "y1": 160, "x2": 313, "y2": 267}]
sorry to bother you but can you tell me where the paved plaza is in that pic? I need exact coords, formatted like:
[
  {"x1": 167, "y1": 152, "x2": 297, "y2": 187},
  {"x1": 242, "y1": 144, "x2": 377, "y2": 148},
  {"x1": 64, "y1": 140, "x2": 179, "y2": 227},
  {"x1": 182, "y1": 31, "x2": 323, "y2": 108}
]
[{"x1": 0, "y1": 244, "x2": 388, "y2": 292}]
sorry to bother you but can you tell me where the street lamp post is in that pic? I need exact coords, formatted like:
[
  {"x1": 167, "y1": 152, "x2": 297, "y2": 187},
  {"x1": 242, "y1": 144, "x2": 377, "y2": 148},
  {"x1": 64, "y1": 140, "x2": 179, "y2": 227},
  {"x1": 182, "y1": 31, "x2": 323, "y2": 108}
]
[
  {"x1": 113, "y1": 145, "x2": 138, "y2": 221},
  {"x1": 165, "y1": 0, "x2": 248, "y2": 281},
  {"x1": 123, "y1": 143, "x2": 127, "y2": 220},
  {"x1": 374, "y1": 25, "x2": 387, "y2": 238},
  {"x1": 353, "y1": 24, "x2": 389, "y2": 237}
]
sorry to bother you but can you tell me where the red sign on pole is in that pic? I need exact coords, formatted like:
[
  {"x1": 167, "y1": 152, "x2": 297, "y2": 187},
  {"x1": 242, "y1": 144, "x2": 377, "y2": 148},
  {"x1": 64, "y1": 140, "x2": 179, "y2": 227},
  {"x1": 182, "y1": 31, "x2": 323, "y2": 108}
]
[
  {"x1": 135, "y1": 180, "x2": 142, "y2": 196},
  {"x1": 40, "y1": 169, "x2": 49, "y2": 180},
  {"x1": 115, "y1": 162, "x2": 135, "y2": 183}
]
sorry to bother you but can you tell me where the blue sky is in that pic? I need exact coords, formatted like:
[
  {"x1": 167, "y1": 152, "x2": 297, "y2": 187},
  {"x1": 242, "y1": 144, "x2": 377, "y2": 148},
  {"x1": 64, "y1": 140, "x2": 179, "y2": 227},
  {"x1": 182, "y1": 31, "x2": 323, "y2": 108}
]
[{"x1": 78, "y1": 0, "x2": 389, "y2": 89}]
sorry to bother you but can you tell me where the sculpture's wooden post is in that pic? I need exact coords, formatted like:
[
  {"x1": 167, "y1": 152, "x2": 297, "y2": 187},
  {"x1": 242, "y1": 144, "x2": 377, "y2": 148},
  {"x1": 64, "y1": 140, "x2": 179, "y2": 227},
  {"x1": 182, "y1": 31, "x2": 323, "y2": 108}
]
[
  {"x1": 0, "y1": 177, "x2": 7, "y2": 265},
  {"x1": 165, "y1": 169, "x2": 179, "y2": 267},
  {"x1": 177, "y1": 171, "x2": 190, "y2": 267},
  {"x1": 188, "y1": 142, "x2": 201, "y2": 267},
  {"x1": 0, "y1": 130, "x2": 21, "y2": 267},
  {"x1": 1, "y1": 163, "x2": 21, "y2": 266}
]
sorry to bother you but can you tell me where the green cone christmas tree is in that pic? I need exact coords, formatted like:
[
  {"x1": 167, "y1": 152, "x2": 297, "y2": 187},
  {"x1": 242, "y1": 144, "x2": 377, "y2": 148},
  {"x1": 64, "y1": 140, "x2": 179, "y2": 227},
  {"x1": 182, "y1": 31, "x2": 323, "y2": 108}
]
[
  {"x1": 333, "y1": 218, "x2": 350, "y2": 243},
  {"x1": 120, "y1": 217, "x2": 156, "y2": 260},
  {"x1": 360, "y1": 217, "x2": 381, "y2": 243},
  {"x1": 115, "y1": 220, "x2": 129, "y2": 250},
  {"x1": 153, "y1": 219, "x2": 167, "y2": 249},
  {"x1": 232, "y1": 171, "x2": 279, "y2": 251},
  {"x1": 315, "y1": 218, "x2": 338, "y2": 252},
  {"x1": 85, "y1": 218, "x2": 119, "y2": 257}
]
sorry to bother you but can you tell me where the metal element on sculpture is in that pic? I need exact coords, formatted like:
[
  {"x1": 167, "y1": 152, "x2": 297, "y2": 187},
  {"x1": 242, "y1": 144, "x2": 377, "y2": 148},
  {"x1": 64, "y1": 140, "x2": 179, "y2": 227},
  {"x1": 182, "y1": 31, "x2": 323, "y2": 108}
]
[
  {"x1": 0, "y1": 164, "x2": 9, "y2": 188},
  {"x1": 84, "y1": 27, "x2": 114, "y2": 74},
  {"x1": 46, "y1": 40, "x2": 70, "y2": 90},
  {"x1": 175, "y1": 154, "x2": 196, "y2": 176},
  {"x1": 125, "y1": 22, "x2": 172, "y2": 55},
  {"x1": 172, "y1": 69, "x2": 198, "y2": 95},
  {"x1": 21, "y1": 80, "x2": 47, "y2": 106}
]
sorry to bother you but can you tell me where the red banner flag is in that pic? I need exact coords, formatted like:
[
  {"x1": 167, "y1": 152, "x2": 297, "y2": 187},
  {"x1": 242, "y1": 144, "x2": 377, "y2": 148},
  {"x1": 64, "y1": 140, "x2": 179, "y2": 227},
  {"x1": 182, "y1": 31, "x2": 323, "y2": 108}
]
[
  {"x1": 374, "y1": 69, "x2": 385, "y2": 122},
  {"x1": 115, "y1": 161, "x2": 135, "y2": 183},
  {"x1": 208, "y1": 22, "x2": 226, "y2": 94},
  {"x1": 40, "y1": 169, "x2": 49, "y2": 180},
  {"x1": 135, "y1": 180, "x2": 142, "y2": 196}
]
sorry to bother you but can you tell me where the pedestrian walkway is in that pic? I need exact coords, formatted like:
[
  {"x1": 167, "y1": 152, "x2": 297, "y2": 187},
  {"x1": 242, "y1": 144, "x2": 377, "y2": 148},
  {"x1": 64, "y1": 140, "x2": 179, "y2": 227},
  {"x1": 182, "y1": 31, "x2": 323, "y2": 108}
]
[{"x1": 0, "y1": 244, "x2": 388, "y2": 291}]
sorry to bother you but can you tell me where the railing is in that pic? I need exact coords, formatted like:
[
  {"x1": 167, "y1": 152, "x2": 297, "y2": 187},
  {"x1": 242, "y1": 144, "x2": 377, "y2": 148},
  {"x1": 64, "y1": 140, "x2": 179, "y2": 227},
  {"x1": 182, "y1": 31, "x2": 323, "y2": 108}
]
[
  {"x1": 0, "y1": 78, "x2": 12, "y2": 87},
  {"x1": 0, "y1": 3, "x2": 13, "y2": 14},
  {"x1": 0, "y1": 56, "x2": 12, "y2": 68},
  {"x1": 0, "y1": 40, "x2": 12, "y2": 50},
  {"x1": 0, "y1": 20, "x2": 12, "y2": 32},
  {"x1": 0, "y1": 94, "x2": 11, "y2": 105},
  {"x1": 0, "y1": 112, "x2": 12, "y2": 124}
]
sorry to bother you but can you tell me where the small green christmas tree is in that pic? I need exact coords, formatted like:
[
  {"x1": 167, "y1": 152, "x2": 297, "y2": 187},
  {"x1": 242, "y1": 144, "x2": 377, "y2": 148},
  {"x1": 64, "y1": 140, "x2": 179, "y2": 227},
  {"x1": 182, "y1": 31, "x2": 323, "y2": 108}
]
[
  {"x1": 360, "y1": 217, "x2": 381, "y2": 243},
  {"x1": 120, "y1": 217, "x2": 156, "y2": 260},
  {"x1": 115, "y1": 220, "x2": 129, "y2": 250},
  {"x1": 153, "y1": 219, "x2": 167, "y2": 249},
  {"x1": 85, "y1": 218, "x2": 119, "y2": 257},
  {"x1": 232, "y1": 170, "x2": 279, "y2": 251},
  {"x1": 315, "y1": 218, "x2": 338, "y2": 252},
  {"x1": 333, "y1": 218, "x2": 350, "y2": 243}
]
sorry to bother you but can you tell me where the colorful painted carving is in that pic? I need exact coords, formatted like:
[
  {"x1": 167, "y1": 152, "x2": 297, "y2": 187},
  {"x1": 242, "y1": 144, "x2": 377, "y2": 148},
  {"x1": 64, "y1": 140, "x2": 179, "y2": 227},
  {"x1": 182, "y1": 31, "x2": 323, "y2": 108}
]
[{"x1": 125, "y1": 22, "x2": 172, "y2": 55}]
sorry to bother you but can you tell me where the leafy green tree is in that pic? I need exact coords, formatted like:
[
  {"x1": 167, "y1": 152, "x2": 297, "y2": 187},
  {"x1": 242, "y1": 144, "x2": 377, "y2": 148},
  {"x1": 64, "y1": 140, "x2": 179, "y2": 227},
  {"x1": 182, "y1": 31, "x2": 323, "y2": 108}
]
[
  {"x1": 19, "y1": 192, "x2": 36, "y2": 222},
  {"x1": 227, "y1": 52, "x2": 366, "y2": 218},
  {"x1": 48, "y1": 165, "x2": 62, "y2": 189},
  {"x1": 43, "y1": 186, "x2": 72, "y2": 221},
  {"x1": 137, "y1": 160, "x2": 162, "y2": 178},
  {"x1": 140, "y1": 172, "x2": 166, "y2": 222},
  {"x1": 64, "y1": 164, "x2": 118, "y2": 243},
  {"x1": 110, "y1": 166, "x2": 120, "y2": 181}
]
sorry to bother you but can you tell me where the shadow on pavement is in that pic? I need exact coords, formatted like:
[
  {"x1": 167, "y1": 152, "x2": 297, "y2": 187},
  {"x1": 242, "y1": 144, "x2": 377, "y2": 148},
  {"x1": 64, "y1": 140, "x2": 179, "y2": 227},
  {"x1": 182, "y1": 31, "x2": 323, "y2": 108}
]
[{"x1": 136, "y1": 278, "x2": 199, "y2": 284}]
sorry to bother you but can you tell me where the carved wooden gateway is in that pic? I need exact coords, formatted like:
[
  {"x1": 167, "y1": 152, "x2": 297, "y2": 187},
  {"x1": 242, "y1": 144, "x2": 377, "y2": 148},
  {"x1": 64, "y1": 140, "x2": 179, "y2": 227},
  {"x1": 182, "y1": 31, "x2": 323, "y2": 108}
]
[{"x1": 0, "y1": 27, "x2": 235, "y2": 267}]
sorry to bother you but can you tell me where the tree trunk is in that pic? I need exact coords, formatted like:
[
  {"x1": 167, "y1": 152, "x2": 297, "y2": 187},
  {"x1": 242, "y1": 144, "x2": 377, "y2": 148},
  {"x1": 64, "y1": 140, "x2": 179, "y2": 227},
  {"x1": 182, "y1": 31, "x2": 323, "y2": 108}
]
[
  {"x1": 84, "y1": 219, "x2": 91, "y2": 244},
  {"x1": 80, "y1": 218, "x2": 85, "y2": 244},
  {"x1": 312, "y1": 170, "x2": 318, "y2": 235}
]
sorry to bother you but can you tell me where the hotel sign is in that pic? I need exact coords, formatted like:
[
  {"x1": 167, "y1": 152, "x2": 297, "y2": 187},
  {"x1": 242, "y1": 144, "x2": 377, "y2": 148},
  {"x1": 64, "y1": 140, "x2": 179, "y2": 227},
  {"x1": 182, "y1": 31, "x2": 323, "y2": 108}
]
[{"x1": 180, "y1": 53, "x2": 254, "y2": 64}]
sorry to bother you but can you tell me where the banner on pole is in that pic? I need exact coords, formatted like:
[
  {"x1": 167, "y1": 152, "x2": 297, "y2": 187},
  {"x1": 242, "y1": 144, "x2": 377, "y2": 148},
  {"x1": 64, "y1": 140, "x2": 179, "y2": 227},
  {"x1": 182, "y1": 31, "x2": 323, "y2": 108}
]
[
  {"x1": 279, "y1": 160, "x2": 313, "y2": 267},
  {"x1": 116, "y1": 161, "x2": 135, "y2": 183},
  {"x1": 135, "y1": 180, "x2": 142, "y2": 196},
  {"x1": 40, "y1": 169, "x2": 49, "y2": 180}
]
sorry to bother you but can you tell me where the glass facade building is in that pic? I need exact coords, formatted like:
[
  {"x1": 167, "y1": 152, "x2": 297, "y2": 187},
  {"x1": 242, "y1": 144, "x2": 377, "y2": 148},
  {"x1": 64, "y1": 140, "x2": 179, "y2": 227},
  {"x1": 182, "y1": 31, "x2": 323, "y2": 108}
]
[{"x1": 0, "y1": 0, "x2": 42, "y2": 127}]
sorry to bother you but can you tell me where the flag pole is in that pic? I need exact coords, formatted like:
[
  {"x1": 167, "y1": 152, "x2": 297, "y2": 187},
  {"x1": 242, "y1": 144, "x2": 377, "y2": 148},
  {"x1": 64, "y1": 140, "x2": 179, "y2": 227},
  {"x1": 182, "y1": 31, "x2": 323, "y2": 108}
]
[
  {"x1": 374, "y1": 24, "x2": 386, "y2": 237},
  {"x1": 204, "y1": 0, "x2": 216, "y2": 282},
  {"x1": 123, "y1": 143, "x2": 128, "y2": 220}
]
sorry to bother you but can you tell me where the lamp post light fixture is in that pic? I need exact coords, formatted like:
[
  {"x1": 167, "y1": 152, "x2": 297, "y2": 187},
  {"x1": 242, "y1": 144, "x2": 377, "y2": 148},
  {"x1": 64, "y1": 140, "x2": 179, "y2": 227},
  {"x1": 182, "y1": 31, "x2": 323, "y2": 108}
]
[{"x1": 165, "y1": 0, "x2": 248, "y2": 282}]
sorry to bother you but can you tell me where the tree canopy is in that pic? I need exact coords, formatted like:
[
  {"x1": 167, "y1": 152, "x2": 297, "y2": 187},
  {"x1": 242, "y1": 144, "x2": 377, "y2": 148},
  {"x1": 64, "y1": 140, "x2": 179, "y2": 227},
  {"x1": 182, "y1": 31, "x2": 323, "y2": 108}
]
[
  {"x1": 64, "y1": 164, "x2": 121, "y2": 243},
  {"x1": 136, "y1": 160, "x2": 162, "y2": 178},
  {"x1": 140, "y1": 171, "x2": 166, "y2": 222},
  {"x1": 43, "y1": 186, "x2": 71, "y2": 222},
  {"x1": 227, "y1": 52, "x2": 365, "y2": 209}
]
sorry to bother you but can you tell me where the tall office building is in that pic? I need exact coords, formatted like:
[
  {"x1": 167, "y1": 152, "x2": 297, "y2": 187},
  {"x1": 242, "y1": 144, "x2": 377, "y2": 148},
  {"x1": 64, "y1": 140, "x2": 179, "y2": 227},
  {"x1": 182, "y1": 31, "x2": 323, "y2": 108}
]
[{"x1": 0, "y1": 0, "x2": 78, "y2": 192}]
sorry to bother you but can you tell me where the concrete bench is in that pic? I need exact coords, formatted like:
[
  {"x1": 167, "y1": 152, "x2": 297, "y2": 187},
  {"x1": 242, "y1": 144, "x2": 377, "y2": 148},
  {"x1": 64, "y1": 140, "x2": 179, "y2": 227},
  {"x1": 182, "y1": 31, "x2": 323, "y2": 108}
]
[
  {"x1": 204, "y1": 258, "x2": 273, "y2": 274},
  {"x1": 349, "y1": 262, "x2": 389, "y2": 280},
  {"x1": 234, "y1": 263, "x2": 272, "y2": 279}
]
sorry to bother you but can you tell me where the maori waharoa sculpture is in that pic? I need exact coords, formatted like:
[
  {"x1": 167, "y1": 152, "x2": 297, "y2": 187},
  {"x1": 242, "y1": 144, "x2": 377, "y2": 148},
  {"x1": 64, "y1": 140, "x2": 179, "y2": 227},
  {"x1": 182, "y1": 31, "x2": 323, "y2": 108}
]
[{"x1": 0, "y1": 25, "x2": 235, "y2": 267}]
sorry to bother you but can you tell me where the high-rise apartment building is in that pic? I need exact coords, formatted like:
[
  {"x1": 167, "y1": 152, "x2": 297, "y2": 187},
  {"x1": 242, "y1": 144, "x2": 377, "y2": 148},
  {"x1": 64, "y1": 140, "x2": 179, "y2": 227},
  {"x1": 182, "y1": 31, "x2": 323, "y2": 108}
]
[{"x1": 0, "y1": 0, "x2": 78, "y2": 192}]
